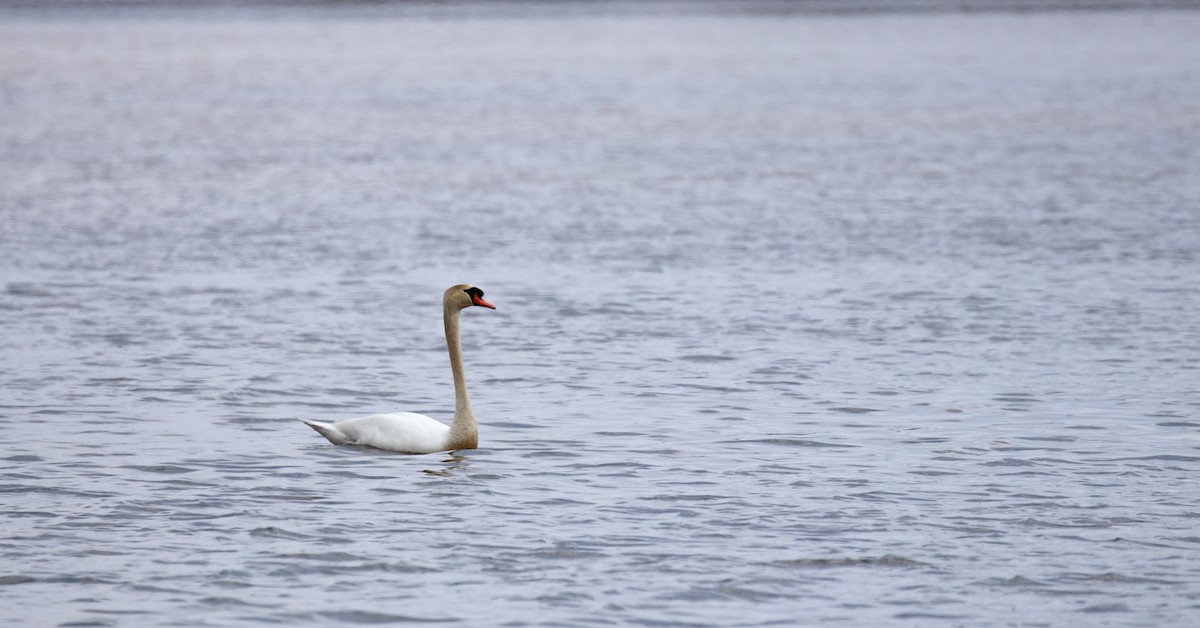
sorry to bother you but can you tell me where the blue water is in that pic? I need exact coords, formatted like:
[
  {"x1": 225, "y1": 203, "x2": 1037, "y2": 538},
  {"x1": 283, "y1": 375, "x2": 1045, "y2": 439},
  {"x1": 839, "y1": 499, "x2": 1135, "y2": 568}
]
[{"x1": 2, "y1": 4, "x2": 1199, "y2": 626}]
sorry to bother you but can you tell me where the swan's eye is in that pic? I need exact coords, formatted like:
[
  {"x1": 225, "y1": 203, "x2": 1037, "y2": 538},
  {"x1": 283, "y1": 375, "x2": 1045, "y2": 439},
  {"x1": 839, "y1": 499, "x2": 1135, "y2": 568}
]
[{"x1": 465, "y1": 287, "x2": 483, "y2": 298}]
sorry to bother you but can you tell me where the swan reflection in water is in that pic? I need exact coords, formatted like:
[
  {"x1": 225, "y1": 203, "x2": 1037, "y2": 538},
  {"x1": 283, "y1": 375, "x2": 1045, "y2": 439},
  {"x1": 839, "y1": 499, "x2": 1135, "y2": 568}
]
[
  {"x1": 300, "y1": 284, "x2": 496, "y2": 454},
  {"x1": 423, "y1": 452, "x2": 471, "y2": 477}
]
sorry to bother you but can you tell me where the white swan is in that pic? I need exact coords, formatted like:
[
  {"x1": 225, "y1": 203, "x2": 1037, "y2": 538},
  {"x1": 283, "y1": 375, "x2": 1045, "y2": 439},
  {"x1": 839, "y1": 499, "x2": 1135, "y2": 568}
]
[{"x1": 299, "y1": 284, "x2": 495, "y2": 453}]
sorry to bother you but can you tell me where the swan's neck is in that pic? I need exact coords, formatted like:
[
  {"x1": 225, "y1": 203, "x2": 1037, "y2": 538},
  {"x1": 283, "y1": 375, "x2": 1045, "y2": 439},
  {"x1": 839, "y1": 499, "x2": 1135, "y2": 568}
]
[{"x1": 444, "y1": 307, "x2": 478, "y2": 450}]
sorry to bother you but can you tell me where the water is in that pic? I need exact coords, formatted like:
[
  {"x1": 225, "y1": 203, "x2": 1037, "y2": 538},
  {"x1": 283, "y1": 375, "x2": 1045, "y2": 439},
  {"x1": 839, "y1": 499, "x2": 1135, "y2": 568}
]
[{"x1": 3, "y1": 3, "x2": 1200, "y2": 626}]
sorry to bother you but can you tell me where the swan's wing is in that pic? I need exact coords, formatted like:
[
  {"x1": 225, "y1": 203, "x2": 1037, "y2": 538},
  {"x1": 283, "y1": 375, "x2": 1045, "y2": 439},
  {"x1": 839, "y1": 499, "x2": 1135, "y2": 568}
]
[{"x1": 333, "y1": 412, "x2": 451, "y2": 454}]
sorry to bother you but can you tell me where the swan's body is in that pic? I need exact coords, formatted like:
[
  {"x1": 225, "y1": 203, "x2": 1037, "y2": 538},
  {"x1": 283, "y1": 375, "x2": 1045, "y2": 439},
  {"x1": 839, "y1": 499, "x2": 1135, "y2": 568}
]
[
  {"x1": 301, "y1": 411, "x2": 462, "y2": 454},
  {"x1": 299, "y1": 284, "x2": 495, "y2": 454}
]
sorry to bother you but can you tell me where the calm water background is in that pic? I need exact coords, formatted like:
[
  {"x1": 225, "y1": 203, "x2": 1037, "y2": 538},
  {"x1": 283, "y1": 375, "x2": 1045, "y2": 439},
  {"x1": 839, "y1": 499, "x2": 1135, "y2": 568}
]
[{"x1": 2, "y1": 3, "x2": 1200, "y2": 626}]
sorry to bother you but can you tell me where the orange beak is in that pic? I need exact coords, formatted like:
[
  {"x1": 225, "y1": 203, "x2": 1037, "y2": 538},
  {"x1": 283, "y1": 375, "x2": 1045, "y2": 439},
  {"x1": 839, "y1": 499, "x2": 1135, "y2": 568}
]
[{"x1": 471, "y1": 294, "x2": 496, "y2": 309}]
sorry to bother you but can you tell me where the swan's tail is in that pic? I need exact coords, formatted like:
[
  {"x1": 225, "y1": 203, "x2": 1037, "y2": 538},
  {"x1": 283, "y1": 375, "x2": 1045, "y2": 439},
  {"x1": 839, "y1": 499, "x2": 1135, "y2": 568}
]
[{"x1": 299, "y1": 418, "x2": 351, "y2": 445}]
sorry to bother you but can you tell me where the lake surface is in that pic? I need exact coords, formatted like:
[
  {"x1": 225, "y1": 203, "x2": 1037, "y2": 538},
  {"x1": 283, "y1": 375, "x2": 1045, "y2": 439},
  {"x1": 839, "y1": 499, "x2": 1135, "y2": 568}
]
[{"x1": 2, "y1": 3, "x2": 1199, "y2": 626}]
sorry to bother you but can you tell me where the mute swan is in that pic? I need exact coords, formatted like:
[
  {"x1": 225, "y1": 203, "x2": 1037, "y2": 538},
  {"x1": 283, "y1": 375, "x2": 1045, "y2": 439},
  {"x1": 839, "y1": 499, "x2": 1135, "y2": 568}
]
[{"x1": 299, "y1": 284, "x2": 495, "y2": 453}]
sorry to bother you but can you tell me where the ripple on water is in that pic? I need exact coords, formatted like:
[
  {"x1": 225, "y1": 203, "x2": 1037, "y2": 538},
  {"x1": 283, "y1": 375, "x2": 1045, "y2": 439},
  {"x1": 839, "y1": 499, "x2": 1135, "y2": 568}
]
[{"x1": 315, "y1": 610, "x2": 457, "y2": 624}]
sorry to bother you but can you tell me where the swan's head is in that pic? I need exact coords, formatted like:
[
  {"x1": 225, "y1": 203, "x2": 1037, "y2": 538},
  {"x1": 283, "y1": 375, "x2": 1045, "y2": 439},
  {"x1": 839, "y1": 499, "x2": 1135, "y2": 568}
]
[{"x1": 445, "y1": 284, "x2": 496, "y2": 311}]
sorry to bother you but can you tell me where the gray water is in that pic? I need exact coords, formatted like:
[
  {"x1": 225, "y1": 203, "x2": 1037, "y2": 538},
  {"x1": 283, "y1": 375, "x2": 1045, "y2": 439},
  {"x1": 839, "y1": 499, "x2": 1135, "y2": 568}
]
[{"x1": 3, "y1": 3, "x2": 1200, "y2": 626}]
